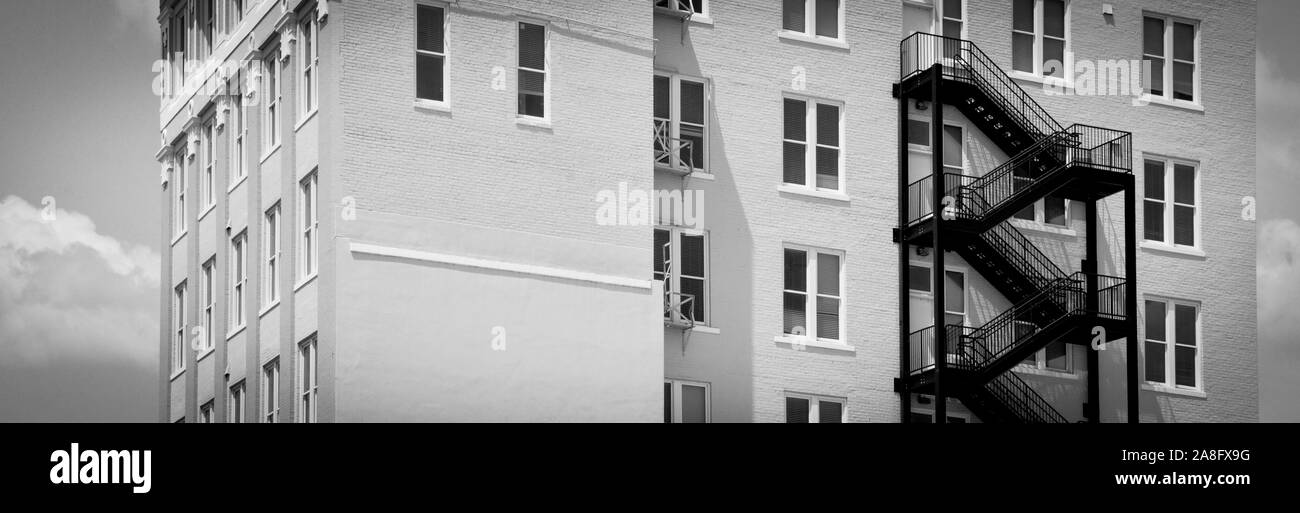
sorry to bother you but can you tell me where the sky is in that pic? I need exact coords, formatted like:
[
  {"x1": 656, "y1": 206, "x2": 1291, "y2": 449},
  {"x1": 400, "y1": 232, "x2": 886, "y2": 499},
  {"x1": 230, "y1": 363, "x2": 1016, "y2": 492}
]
[{"x1": 0, "y1": 1, "x2": 1296, "y2": 422}]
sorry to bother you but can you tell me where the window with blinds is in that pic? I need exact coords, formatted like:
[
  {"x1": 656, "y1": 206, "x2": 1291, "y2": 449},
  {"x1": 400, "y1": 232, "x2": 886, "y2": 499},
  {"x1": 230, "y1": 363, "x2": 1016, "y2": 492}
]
[
  {"x1": 517, "y1": 22, "x2": 546, "y2": 118},
  {"x1": 416, "y1": 4, "x2": 446, "y2": 103}
]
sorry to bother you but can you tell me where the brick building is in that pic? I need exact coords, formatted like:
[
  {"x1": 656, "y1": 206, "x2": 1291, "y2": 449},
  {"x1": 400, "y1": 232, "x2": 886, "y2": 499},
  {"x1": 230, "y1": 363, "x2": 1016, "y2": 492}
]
[{"x1": 157, "y1": 0, "x2": 1256, "y2": 423}]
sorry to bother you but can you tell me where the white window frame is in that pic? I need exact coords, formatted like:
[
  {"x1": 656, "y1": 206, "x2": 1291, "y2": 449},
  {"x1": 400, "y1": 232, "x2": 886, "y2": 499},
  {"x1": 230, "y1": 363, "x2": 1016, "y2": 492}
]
[
  {"x1": 298, "y1": 171, "x2": 319, "y2": 282},
  {"x1": 200, "y1": 257, "x2": 215, "y2": 354},
  {"x1": 200, "y1": 400, "x2": 214, "y2": 424},
  {"x1": 227, "y1": 380, "x2": 245, "y2": 423},
  {"x1": 908, "y1": 262, "x2": 967, "y2": 328},
  {"x1": 201, "y1": 118, "x2": 216, "y2": 212},
  {"x1": 783, "y1": 245, "x2": 846, "y2": 344},
  {"x1": 783, "y1": 391, "x2": 847, "y2": 423},
  {"x1": 172, "y1": 281, "x2": 187, "y2": 375},
  {"x1": 414, "y1": 1, "x2": 451, "y2": 108},
  {"x1": 1142, "y1": 12, "x2": 1200, "y2": 105},
  {"x1": 225, "y1": 0, "x2": 244, "y2": 35},
  {"x1": 1142, "y1": 155, "x2": 1200, "y2": 250},
  {"x1": 654, "y1": 71, "x2": 710, "y2": 175},
  {"x1": 261, "y1": 49, "x2": 281, "y2": 153},
  {"x1": 297, "y1": 335, "x2": 318, "y2": 423},
  {"x1": 781, "y1": 0, "x2": 846, "y2": 44},
  {"x1": 264, "y1": 203, "x2": 281, "y2": 305},
  {"x1": 263, "y1": 358, "x2": 280, "y2": 423},
  {"x1": 172, "y1": 150, "x2": 187, "y2": 239},
  {"x1": 230, "y1": 230, "x2": 247, "y2": 331},
  {"x1": 515, "y1": 20, "x2": 549, "y2": 121},
  {"x1": 199, "y1": 0, "x2": 214, "y2": 62},
  {"x1": 782, "y1": 95, "x2": 845, "y2": 193},
  {"x1": 655, "y1": 227, "x2": 710, "y2": 326},
  {"x1": 299, "y1": 8, "x2": 319, "y2": 118},
  {"x1": 228, "y1": 79, "x2": 246, "y2": 187},
  {"x1": 1018, "y1": 340, "x2": 1074, "y2": 374},
  {"x1": 664, "y1": 379, "x2": 712, "y2": 423},
  {"x1": 1142, "y1": 297, "x2": 1201, "y2": 392},
  {"x1": 1011, "y1": 0, "x2": 1072, "y2": 81}
]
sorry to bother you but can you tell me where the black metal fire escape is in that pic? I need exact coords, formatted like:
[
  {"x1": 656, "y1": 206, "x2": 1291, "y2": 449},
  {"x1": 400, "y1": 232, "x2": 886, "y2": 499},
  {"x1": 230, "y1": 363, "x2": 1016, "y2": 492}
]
[{"x1": 893, "y1": 33, "x2": 1140, "y2": 423}]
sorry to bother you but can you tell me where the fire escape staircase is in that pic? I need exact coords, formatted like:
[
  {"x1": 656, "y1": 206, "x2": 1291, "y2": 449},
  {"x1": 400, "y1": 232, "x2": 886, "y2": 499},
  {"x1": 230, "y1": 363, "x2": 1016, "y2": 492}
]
[{"x1": 895, "y1": 33, "x2": 1134, "y2": 423}]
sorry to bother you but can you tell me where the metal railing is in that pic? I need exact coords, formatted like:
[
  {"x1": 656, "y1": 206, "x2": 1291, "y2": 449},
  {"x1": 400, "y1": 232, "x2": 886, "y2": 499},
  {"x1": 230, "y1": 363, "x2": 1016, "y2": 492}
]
[
  {"x1": 901, "y1": 32, "x2": 1063, "y2": 143},
  {"x1": 984, "y1": 369, "x2": 1070, "y2": 423},
  {"x1": 978, "y1": 221, "x2": 1070, "y2": 292},
  {"x1": 654, "y1": 121, "x2": 697, "y2": 174}
]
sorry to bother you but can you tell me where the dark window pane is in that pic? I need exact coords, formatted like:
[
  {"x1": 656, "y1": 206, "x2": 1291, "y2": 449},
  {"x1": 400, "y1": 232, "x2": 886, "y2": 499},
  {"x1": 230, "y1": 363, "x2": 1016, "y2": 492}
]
[
  {"x1": 816, "y1": 297, "x2": 839, "y2": 340},
  {"x1": 1144, "y1": 160, "x2": 1166, "y2": 200},
  {"x1": 783, "y1": 0, "x2": 805, "y2": 32},
  {"x1": 1046, "y1": 341, "x2": 1068, "y2": 371},
  {"x1": 1175, "y1": 305, "x2": 1197, "y2": 345},
  {"x1": 1013, "y1": 0, "x2": 1034, "y2": 33},
  {"x1": 1145, "y1": 300, "x2": 1166, "y2": 341},
  {"x1": 1045, "y1": 196, "x2": 1067, "y2": 226},
  {"x1": 1173, "y1": 61, "x2": 1194, "y2": 101},
  {"x1": 816, "y1": 104, "x2": 839, "y2": 146},
  {"x1": 653, "y1": 229, "x2": 669, "y2": 275},
  {"x1": 784, "y1": 142, "x2": 806, "y2": 185},
  {"x1": 1044, "y1": 0, "x2": 1065, "y2": 38},
  {"x1": 1143, "y1": 17, "x2": 1165, "y2": 55},
  {"x1": 1145, "y1": 342, "x2": 1166, "y2": 382},
  {"x1": 417, "y1": 5, "x2": 444, "y2": 53},
  {"x1": 947, "y1": 416, "x2": 967, "y2": 423},
  {"x1": 786, "y1": 397, "x2": 809, "y2": 423},
  {"x1": 680, "y1": 234, "x2": 704, "y2": 277},
  {"x1": 910, "y1": 412, "x2": 933, "y2": 423},
  {"x1": 1043, "y1": 38, "x2": 1065, "y2": 78},
  {"x1": 1144, "y1": 200, "x2": 1165, "y2": 241},
  {"x1": 819, "y1": 401, "x2": 843, "y2": 423},
  {"x1": 1173, "y1": 206, "x2": 1194, "y2": 246},
  {"x1": 518, "y1": 23, "x2": 545, "y2": 70},
  {"x1": 908, "y1": 265, "x2": 930, "y2": 293},
  {"x1": 942, "y1": 19, "x2": 961, "y2": 39},
  {"x1": 653, "y1": 76, "x2": 669, "y2": 119},
  {"x1": 1147, "y1": 59, "x2": 1165, "y2": 96},
  {"x1": 815, "y1": 147, "x2": 838, "y2": 188},
  {"x1": 943, "y1": 0, "x2": 962, "y2": 20},
  {"x1": 1174, "y1": 164, "x2": 1195, "y2": 204},
  {"x1": 681, "y1": 385, "x2": 706, "y2": 423},
  {"x1": 784, "y1": 98, "x2": 806, "y2": 140},
  {"x1": 944, "y1": 270, "x2": 964, "y2": 313},
  {"x1": 681, "y1": 277, "x2": 705, "y2": 323},
  {"x1": 1173, "y1": 22, "x2": 1195, "y2": 62},
  {"x1": 817, "y1": 254, "x2": 840, "y2": 295},
  {"x1": 907, "y1": 119, "x2": 930, "y2": 146},
  {"x1": 784, "y1": 292, "x2": 807, "y2": 335},
  {"x1": 664, "y1": 382, "x2": 672, "y2": 423},
  {"x1": 680, "y1": 80, "x2": 705, "y2": 126},
  {"x1": 942, "y1": 125, "x2": 962, "y2": 168},
  {"x1": 519, "y1": 93, "x2": 544, "y2": 117},
  {"x1": 416, "y1": 54, "x2": 443, "y2": 101},
  {"x1": 1012, "y1": 32, "x2": 1034, "y2": 73},
  {"x1": 1175, "y1": 345, "x2": 1196, "y2": 387},
  {"x1": 815, "y1": 0, "x2": 838, "y2": 38},
  {"x1": 784, "y1": 249, "x2": 807, "y2": 291}
]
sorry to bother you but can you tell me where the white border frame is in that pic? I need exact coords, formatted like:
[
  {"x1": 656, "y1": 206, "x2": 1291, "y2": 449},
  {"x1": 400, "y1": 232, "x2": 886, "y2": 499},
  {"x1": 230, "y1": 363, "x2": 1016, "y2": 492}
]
[
  {"x1": 414, "y1": 0, "x2": 452, "y2": 111},
  {"x1": 664, "y1": 378, "x2": 712, "y2": 423}
]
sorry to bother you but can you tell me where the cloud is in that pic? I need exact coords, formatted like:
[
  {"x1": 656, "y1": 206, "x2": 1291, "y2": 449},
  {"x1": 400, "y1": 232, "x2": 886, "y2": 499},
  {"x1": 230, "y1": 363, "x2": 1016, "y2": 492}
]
[
  {"x1": 1257, "y1": 54, "x2": 1300, "y2": 223},
  {"x1": 0, "y1": 195, "x2": 159, "y2": 368},
  {"x1": 1258, "y1": 218, "x2": 1300, "y2": 421}
]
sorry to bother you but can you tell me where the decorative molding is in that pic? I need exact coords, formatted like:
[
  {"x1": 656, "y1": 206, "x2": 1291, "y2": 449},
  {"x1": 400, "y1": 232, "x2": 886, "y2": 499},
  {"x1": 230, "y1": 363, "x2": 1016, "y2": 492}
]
[
  {"x1": 349, "y1": 242, "x2": 654, "y2": 291},
  {"x1": 317, "y1": 1, "x2": 328, "y2": 23}
]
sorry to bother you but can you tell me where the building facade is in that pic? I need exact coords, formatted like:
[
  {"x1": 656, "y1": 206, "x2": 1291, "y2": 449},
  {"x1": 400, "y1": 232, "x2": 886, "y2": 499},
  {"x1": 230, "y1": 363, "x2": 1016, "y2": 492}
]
[{"x1": 158, "y1": 0, "x2": 1256, "y2": 423}]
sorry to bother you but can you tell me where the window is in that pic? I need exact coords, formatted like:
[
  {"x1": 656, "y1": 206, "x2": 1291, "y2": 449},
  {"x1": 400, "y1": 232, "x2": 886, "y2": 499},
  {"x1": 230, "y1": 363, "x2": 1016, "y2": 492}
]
[
  {"x1": 169, "y1": 10, "x2": 187, "y2": 95},
  {"x1": 1021, "y1": 340, "x2": 1072, "y2": 372},
  {"x1": 200, "y1": 0, "x2": 214, "y2": 61},
  {"x1": 299, "y1": 9, "x2": 319, "y2": 115},
  {"x1": 263, "y1": 358, "x2": 280, "y2": 423},
  {"x1": 172, "y1": 150, "x2": 187, "y2": 237},
  {"x1": 517, "y1": 22, "x2": 547, "y2": 118},
  {"x1": 909, "y1": 411, "x2": 969, "y2": 423},
  {"x1": 172, "y1": 282, "x2": 187, "y2": 374},
  {"x1": 230, "y1": 231, "x2": 247, "y2": 329},
  {"x1": 782, "y1": 0, "x2": 843, "y2": 41},
  {"x1": 201, "y1": 118, "x2": 215, "y2": 210},
  {"x1": 225, "y1": 0, "x2": 244, "y2": 34},
  {"x1": 654, "y1": 228, "x2": 709, "y2": 325},
  {"x1": 653, "y1": 73, "x2": 708, "y2": 173},
  {"x1": 262, "y1": 50, "x2": 281, "y2": 150},
  {"x1": 1143, "y1": 158, "x2": 1198, "y2": 248},
  {"x1": 783, "y1": 97, "x2": 843, "y2": 192},
  {"x1": 664, "y1": 379, "x2": 710, "y2": 423},
  {"x1": 200, "y1": 258, "x2": 215, "y2": 353},
  {"x1": 784, "y1": 247, "x2": 844, "y2": 342},
  {"x1": 298, "y1": 336, "x2": 318, "y2": 423},
  {"x1": 1144, "y1": 299, "x2": 1199, "y2": 389},
  {"x1": 299, "y1": 172, "x2": 319, "y2": 280},
  {"x1": 229, "y1": 79, "x2": 246, "y2": 185},
  {"x1": 415, "y1": 3, "x2": 448, "y2": 104},
  {"x1": 1143, "y1": 14, "x2": 1198, "y2": 102},
  {"x1": 1012, "y1": 0, "x2": 1068, "y2": 78},
  {"x1": 655, "y1": 0, "x2": 707, "y2": 17},
  {"x1": 264, "y1": 203, "x2": 281, "y2": 304},
  {"x1": 1014, "y1": 195, "x2": 1071, "y2": 227},
  {"x1": 228, "y1": 380, "x2": 245, "y2": 423},
  {"x1": 200, "y1": 400, "x2": 214, "y2": 424},
  {"x1": 908, "y1": 264, "x2": 966, "y2": 327},
  {"x1": 785, "y1": 392, "x2": 845, "y2": 423}
]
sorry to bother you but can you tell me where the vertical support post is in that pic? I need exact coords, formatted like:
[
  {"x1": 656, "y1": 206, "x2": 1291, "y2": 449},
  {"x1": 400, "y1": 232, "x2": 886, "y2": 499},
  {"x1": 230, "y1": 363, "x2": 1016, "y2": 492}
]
[
  {"x1": 929, "y1": 64, "x2": 946, "y2": 424},
  {"x1": 899, "y1": 67, "x2": 912, "y2": 424},
  {"x1": 1125, "y1": 178, "x2": 1139, "y2": 423},
  {"x1": 1085, "y1": 200, "x2": 1100, "y2": 423}
]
